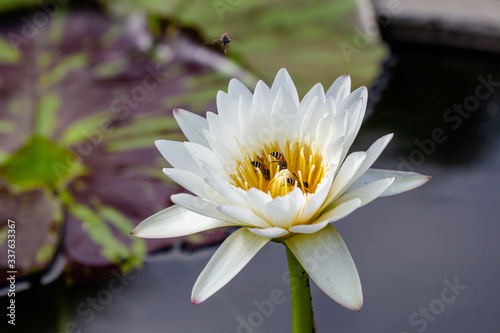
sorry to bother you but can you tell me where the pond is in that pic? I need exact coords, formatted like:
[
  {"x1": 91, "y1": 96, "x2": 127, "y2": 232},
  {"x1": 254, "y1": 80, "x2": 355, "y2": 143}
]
[{"x1": 2, "y1": 2, "x2": 500, "y2": 333}]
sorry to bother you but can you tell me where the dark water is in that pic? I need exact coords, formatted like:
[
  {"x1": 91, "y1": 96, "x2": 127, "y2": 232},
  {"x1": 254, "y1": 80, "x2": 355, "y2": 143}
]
[{"x1": 11, "y1": 45, "x2": 500, "y2": 333}]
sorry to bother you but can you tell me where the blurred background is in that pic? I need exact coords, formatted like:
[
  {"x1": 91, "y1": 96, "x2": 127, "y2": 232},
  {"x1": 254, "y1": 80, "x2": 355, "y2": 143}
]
[{"x1": 0, "y1": 0, "x2": 499, "y2": 332}]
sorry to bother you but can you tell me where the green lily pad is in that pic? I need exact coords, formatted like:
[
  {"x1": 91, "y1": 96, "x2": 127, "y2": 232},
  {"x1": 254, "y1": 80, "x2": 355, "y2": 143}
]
[
  {"x1": 0, "y1": 135, "x2": 81, "y2": 192},
  {"x1": 102, "y1": 0, "x2": 387, "y2": 91}
]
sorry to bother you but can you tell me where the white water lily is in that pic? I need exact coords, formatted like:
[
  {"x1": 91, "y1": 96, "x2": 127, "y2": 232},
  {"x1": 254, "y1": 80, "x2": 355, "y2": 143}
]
[{"x1": 132, "y1": 68, "x2": 430, "y2": 311}]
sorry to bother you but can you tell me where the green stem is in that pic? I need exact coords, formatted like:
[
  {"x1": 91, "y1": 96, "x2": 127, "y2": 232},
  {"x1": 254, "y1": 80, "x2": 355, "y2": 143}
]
[{"x1": 286, "y1": 245, "x2": 316, "y2": 333}]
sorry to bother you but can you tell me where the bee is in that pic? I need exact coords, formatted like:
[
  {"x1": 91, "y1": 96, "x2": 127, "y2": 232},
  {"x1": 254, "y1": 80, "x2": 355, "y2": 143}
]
[
  {"x1": 219, "y1": 33, "x2": 231, "y2": 54},
  {"x1": 205, "y1": 33, "x2": 232, "y2": 55},
  {"x1": 251, "y1": 158, "x2": 270, "y2": 181},
  {"x1": 285, "y1": 172, "x2": 309, "y2": 191},
  {"x1": 270, "y1": 151, "x2": 287, "y2": 170}
]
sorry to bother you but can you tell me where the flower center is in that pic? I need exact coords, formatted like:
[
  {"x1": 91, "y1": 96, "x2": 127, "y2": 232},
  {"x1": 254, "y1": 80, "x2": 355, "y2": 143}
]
[{"x1": 229, "y1": 137, "x2": 326, "y2": 199}]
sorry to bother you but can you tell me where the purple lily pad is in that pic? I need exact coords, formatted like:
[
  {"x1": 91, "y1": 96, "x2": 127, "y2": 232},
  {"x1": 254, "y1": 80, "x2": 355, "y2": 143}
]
[{"x1": 0, "y1": 4, "x2": 251, "y2": 287}]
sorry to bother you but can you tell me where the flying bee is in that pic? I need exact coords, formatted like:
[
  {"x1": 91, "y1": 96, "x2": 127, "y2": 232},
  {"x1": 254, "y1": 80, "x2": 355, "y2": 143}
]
[
  {"x1": 219, "y1": 33, "x2": 231, "y2": 54},
  {"x1": 251, "y1": 158, "x2": 270, "y2": 181},
  {"x1": 270, "y1": 151, "x2": 287, "y2": 170},
  {"x1": 285, "y1": 172, "x2": 310, "y2": 191},
  {"x1": 206, "y1": 33, "x2": 231, "y2": 54}
]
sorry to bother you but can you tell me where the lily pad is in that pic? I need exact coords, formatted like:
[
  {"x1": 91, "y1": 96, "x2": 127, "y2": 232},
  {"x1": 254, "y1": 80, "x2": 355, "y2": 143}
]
[
  {"x1": 0, "y1": 3, "x2": 248, "y2": 287},
  {"x1": 103, "y1": 0, "x2": 388, "y2": 92}
]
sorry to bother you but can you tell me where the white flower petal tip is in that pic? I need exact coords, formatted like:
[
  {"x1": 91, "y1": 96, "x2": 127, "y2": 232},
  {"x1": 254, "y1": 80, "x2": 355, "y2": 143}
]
[
  {"x1": 349, "y1": 169, "x2": 432, "y2": 197},
  {"x1": 272, "y1": 68, "x2": 299, "y2": 105},
  {"x1": 191, "y1": 297, "x2": 202, "y2": 305},
  {"x1": 399, "y1": 174, "x2": 432, "y2": 193},
  {"x1": 172, "y1": 108, "x2": 209, "y2": 147}
]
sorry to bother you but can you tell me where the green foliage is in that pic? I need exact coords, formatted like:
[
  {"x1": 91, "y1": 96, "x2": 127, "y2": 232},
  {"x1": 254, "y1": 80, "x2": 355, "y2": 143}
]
[
  {"x1": 103, "y1": 0, "x2": 387, "y2": 92},
  {"x1": 0, "y1": 135, "x2": 80, "y2": 192}
]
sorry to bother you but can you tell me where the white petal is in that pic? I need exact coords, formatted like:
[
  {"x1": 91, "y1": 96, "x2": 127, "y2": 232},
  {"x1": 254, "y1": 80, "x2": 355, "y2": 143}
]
[
  {"x1": 321, "y1": 135, "x2": 344, "y2": 170},
  {"x1": 322, "y1": 151, "x2": 366, "y2": 209},
  {"x1": 183, "y1": 141, "x2": 223, "y2": 173},
  {"x1": 252, "y1": 80, "x2": 273, "y2": 111},
  {"x1": 284, "y1": 224, "x2": 363, "y2": 311},
  {"x1": 297, "y1": 83, "x2": 325, "y2": 122},
  {"x1": 248, "y1": 227, "x2": 289, "y2": 238},
  {"x1": 260, "y1": 187, "x2": 304, "y2": 229},
  {"x1": 346, "y1": 133, "x2": 393, "y2": 189},
  {"x1": 337, "y1": 177, "x2": 395, "y2": 206},
  {"x1": 339, "y1": 86, "x2": 367, "y2": 113},
  {"x1": 163, "y1": 168, "x2": 225, "y2": 203},
  {"x1": 237, "y1": 93, "x2": 255, "y2": 139},
  {"x1": 326, "y1": 74, "x2": 351, "y2": 104},
  {"x1": 300, "y1": 173, "x2": 334, "y2": 223},
  {"x1": 202, "y1": 166, "x2": 253, "y2": 209},
  {"x1": 330, "y1": 109, "x2": 348, "y2": 140},
  {"x1": 217, "y1": 205, "x2": 272, "y2": 228},
  {"x1": 289, "y1": 222, "x2": 328, "y2": 234},
  {"x1": 324, "y1": 95, "x2": 337, "y2": 117},
  {"x1": 228, "y1": 78, "x2": 253, "y2": 100},
  {"x1": 348, "y1": 169, "x2": 432, "y2": 197},
  {"x1": 131, "y1": 205, "x2": 235, "y2": 238},
  {"x1": 315, "y1": 198, "x2": 362, "y2": 224},
  {"x1": 192, "y1": 228, "x2": 270, "y2": 304},
  {"x1": 299, "y1": 96, "x2": 321, "y2": 139},
  {"x1": 155, "y1": 140, "x2": 203, "y2": 175},
  {"x1": 173, "y1": 108, "x2": 209, "y2": 147},
  {"x1": 271, "y1": 68, "x2": 300, "y2": 106},
  {"x1": 206, "y1": 112, "x2": 240, "y2": 154},
  {"x1": 315, "y1": 115, "x2": 332, "y2": 146},
  {"x1": 300, "y1": 96, "x2": 330, "y2": 141},
  {"x1": 341, "y1": 87, "x2": 368, "y2": 157},
  {"x1": 244, "y1": 188, "x2": 273, "y2": 213},
  {"x1": 270, "y1": 87, "x2": 298, "y2": 142},
  {"x1": 203, "y1": 128, "x2": 234, "y2": 163},
  {"x1": 241, "y1": 103, "x2": 270, "y2": 143},
  {"x1": 216, "y1": 91, "x2": 240, "y2": 129},
  {"x1": 339, "y1": 97, "x2": 364, "y2": 158},
  {"x1": 302, "y1": 82, "x2": 325, "y2": 106},
  {"x1": 171, "y1": 193, "x2": 248, "y2": 225}
]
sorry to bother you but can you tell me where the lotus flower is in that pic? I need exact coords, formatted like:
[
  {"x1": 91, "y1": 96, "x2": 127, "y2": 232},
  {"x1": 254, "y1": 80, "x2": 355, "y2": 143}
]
[{"x1": 132, "y1": 68, "x2": 430, "y2": 310}]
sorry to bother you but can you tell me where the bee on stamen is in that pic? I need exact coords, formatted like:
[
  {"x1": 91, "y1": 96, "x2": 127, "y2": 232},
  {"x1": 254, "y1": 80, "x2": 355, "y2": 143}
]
[
  {"x1": 271, "y1": 151, "x2": 287, "y2": 170},
  {"x1": 251, "y1": 158, "x2": 270, "y2": 181},
  {"x1": 285, "y1": 172, "x2": 309, "y2": 191}
]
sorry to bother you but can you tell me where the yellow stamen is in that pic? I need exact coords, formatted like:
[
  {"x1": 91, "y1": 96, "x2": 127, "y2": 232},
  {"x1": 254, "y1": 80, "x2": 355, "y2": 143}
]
[{"x1": 229, "y1": 138, "x2": 327, "y2": 199}]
